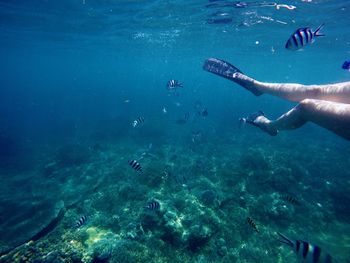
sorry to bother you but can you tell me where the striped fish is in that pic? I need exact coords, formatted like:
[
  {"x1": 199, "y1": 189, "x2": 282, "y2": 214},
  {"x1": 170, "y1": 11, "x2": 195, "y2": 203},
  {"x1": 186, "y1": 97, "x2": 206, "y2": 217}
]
[
  {"x1": 128, "y1": 159, "x2": 143, "y2": 173},
  {"x1": 144, "y1": 201, "x2": 160, "y2": 210},
  {"x1": 278, "y1": 232, "x2": 334, "y2": 263},
  {"x1": 76, "y1": 215, "x2": 87, "y2": 228},
  {"x1": 166, "y1": 79, "x2": 183, "y2": 90},
  {"x1": 285, "y1": 24, "x2": 325, "y2": 50},
  {"x1": 132, "y1": 117, "x2": 145, "y2": 128},
  {"x1": 246, "y1": 217, "x2": 259, "y2": 233},
  {"x1": 283, "y1": 195, "x2": 300, "y2": 205}
]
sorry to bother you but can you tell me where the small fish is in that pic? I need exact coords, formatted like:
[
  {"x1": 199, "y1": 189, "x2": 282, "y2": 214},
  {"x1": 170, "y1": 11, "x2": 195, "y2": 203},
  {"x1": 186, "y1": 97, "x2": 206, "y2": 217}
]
[
  {"x1": 144, "y1": 201, "x2": 160, "y2": 210},
  {"x1": 191, "y1": 130, "x2": 203, "y2": 143},
  {"x1": 207, "y1": 18, "x2": 233, "y2": 24},
  {"x1": 206, "y1": 1, "x2": 248, "y2": 8},
  {"x1": 176, "y1": 119, "x2": 187, "y2": 125},
  {"x1": 162, "y1": 107, "x2": 167, "y2": 114},
  {"x1": 184, "y1": 112, "x2": 190, "y2": 121},
  {"x1": 246, "y1": 217, "x2": 259, "y2": 233},
  {"x1": 278, "y1": 232, "x2": 334, "y2": 263},
  {"x1": 342, "y1": 60, "x2": 350, "y2": 71},
  {"x1": 176, "y1": 112, "x2": 190, "y2": 125},
  {"x1": 285, "y1": 24, "x2": 325, "y2": 50},
  {"x1": 132, "y1": 117, "x2": 145, "y2": 128},
  {"x1": 283, "y1": 195, "x2": 300, "y2": 205},
  {"x1": 200, "y1": 108, "x2": 208, "y2": 117},
  {"x1": 166, "y1": 79, "x2": 183, "y2": 90},
  {"x1": 76, "y1": 215, "x2": 87, "y2": 228},
  {"x1": 128, "y1": 159, "x2": 143, "y2": 173},
  {"x1": 194, "y1": 100, "x2": 203, "y2": 110}
]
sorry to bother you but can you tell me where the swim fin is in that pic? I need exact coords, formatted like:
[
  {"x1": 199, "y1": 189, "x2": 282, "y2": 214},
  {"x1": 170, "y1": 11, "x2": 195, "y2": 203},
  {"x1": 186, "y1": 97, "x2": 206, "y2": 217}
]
[
  {"x1": 203, "y1": 58, "x2": 263, "y2": 96},
  {"x1": 203, "y1": 58, "x2": 242, "y2": 80}
]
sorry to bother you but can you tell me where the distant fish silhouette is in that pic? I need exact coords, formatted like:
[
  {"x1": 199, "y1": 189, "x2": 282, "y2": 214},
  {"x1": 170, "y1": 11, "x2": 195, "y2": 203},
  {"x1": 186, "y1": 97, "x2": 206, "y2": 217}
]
[
  {"x1": 200, "y1": 108, "x2": 208, "y2": 117},
  {"x1": 144, "y1": 201, "x2": 160, "y2": 211},
  {"x1": 76, "y1": 215, "x2": 87, "y2": 228},
  {"x1": 282, "y1": 195, "x2": 300, "y2": 205},
  {"x1": 207, "y1": 18, "x2": 232, "y2": 24},
  {"x1": 132, "y1": 117, "x2": 145, "y2": 128},
  {"x1": 128, "y1": 159, "x2": 143, "y2": 173},
  {"x1": 176, "y1": 112, "x2": 190, "y2": 125},
  {"x1": 247, "y1": 217, "x2": 259, "y2": 233},
  {"x1": 166, "y1": 79, "x2": 183, "y2": 90}
]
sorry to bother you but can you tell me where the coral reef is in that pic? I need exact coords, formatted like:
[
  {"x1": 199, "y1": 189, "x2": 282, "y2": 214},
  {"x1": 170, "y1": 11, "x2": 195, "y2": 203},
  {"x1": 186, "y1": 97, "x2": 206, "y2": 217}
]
[{"x1": 1, "y1": 135, "x2": 349, "y2": 263}]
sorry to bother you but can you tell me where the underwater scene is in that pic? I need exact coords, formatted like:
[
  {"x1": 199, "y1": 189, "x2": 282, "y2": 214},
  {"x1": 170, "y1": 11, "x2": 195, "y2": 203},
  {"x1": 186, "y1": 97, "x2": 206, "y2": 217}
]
[{"x1": 1, "y1": 0, "x2": 350, "y2": 262}]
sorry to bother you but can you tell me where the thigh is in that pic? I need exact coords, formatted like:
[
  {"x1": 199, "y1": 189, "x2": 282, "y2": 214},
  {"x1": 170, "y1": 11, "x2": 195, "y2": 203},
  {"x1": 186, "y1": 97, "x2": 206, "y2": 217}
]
[{"x1": 300, "y1": 99, "x2": 350, "y2": 140}]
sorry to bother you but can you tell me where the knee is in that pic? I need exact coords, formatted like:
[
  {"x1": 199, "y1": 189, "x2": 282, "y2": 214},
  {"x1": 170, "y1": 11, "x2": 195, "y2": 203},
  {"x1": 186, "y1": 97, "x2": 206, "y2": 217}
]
[
  {"x1": 307, "y1": 86, "x2": 322, "y2": 98},
  {"x1": 298, "y1": 99, "x2": 317, "y2": 111},
  {"x1": 298, "y1": 99, "x2": 321, "y2": 120}
]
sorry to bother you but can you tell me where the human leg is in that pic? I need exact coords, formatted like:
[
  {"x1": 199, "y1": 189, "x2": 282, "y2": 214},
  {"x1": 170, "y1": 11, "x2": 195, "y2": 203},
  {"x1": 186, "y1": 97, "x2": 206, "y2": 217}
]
[
  {"x1": 244, "y1": 99, "x2": 350, "y2": 140},
  {"x1": 203, "y1": 58, "x2": 350, "y2": 104}
]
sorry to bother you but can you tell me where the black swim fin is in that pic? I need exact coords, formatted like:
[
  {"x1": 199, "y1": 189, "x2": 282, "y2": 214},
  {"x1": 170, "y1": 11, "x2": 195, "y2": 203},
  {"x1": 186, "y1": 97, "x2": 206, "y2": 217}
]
[
  {"x1": 244, "y1": 111, "x2": 265, "y2": 127},
  {"x1": 203, "y1": 58, "x2": 242, "y2": 80},
  {"x1": 203, "y1": 58, "x2": 263, "y2": 96},
  {"x1": 243, "y1": 111, "x2": 278, "y2": 136}
]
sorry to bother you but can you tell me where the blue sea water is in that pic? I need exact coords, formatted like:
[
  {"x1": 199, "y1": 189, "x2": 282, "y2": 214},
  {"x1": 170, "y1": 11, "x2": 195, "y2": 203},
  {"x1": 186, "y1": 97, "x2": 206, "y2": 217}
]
[{"x1": 0, "y1": 1, "x2": 350, "y2": 262}]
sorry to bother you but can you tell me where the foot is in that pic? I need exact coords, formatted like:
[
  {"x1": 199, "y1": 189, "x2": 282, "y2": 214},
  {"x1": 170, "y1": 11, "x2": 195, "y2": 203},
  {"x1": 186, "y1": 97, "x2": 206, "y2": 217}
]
[{"x1": 242, "y1": 111, "x2": 278, "y2": 136}]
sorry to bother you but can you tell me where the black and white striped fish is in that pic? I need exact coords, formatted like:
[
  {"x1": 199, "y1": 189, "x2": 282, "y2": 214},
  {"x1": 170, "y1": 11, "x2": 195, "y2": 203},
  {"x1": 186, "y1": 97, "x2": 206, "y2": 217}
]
[
  {"x1": 132, "y1": 117, "x2": 145, "y2": 128},
  {"x1": 144, "y1": 201, "x2": 160, "y2": 210},
  {"x1": 246, "y1": 217, "x2": 259, "y2": 233},
  {"x1": 285, "y1": 24, "x2": 325, "y2": 50},
  {"x1": 166, "y1": 79, "x2": 183, "y2": 90},
  {"x1": 278, "y1": 232, "x2": 334, "y2": 263},
  {"x1": 283, "y1": 195, "x2": 300, "y2": 205},
  {"x1": 76, "y1": 215, "x2": 87, "y2": 228},
  {"x1": 128, "y1": 159, "x2": 143, "y2": 173}
]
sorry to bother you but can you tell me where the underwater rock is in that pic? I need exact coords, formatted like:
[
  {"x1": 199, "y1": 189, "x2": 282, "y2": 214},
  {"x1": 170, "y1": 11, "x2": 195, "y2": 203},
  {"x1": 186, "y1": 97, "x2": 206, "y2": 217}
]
[
  {"x1": 42, "y1": 162, "x2": 59, "y2": 178},
  {"x1": 56, "y1": 144, "x2": 91, "y2": 167},
  {"x1": 141, "y1": 211, "x2": 161, "y2": 231},
  {"x1": 200, "y1": 190, "x2": 218, "y2": 207},
  {"x1": 124, "y1": 221, "x2": 146, "y2": 241},
  {"x1": 41, "y1": 251, "x2": 61, "y2": 263},
  {"x1": 239, "y1": 148, "x2": 270, "y2": 171},
  {"x1": 185, "y1": 224, "x2": 212, "y2": 252},
  {"x1": 0, "y1": 133, "x2": 21, "y2": 168},
  {"x1": 160, "y1": 210, "x2": 184, "y2": 246},
  {"x1": 0, "y1": 200, "x2": 64, "y2": 255},
  {"x1": 217, "y1": 245, "x2": 228, "y2": 257},
  {"x1": 329, "y1": 186, "x2": 350, "y2": 222},
  {"x1": 239, "y1": 245, "x2": 262, "y2": 262},
  {"x1": 256, "y1": 193, "x2": 294, "y2": 227},
  {"x1": 216, "y1": 238, "x2": 227, "y2": 257},
  {"x1": 92, "y1": 240, "x2": 112, "y2": 263},
  {"x1": 107, "y1": 239, "x2": 154, "y2": 263},
  {"x1": 117, "y1": 183, "x2": 145, "y2": 201}
]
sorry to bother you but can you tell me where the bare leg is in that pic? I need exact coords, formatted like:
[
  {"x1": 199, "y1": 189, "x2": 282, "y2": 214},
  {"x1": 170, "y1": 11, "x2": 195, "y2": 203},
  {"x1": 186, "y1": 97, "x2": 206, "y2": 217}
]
[
  {"x1": 235, "y1": 73, "x2": 350, "y2": 104},
  {"x1": 203, "y1": 58, "x2": 350, "y2": 104},
  {"x1": 249, "y1": 99, "x2": 350, "y2": 140}
]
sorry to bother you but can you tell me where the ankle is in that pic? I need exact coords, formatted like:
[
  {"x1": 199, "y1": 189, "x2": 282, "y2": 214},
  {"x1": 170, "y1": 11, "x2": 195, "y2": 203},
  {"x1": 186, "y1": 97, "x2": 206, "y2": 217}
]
[
  {"x1": 255, "y1": 116, "x2": 278, "y2": 136},
  {"x1": 233, "y1": 73, "x2": 263, "y2": 96}
]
